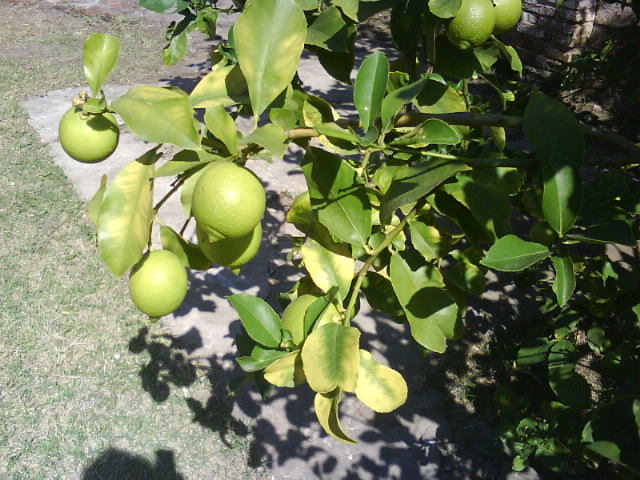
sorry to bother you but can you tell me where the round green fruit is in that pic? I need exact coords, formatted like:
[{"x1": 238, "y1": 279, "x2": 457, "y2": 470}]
[
  {"x1": 446, "y1": 0, "x2": 496, "y2": 50},
  {"x1": 196, "y1": 222, "x2": 262, "y2": 269},
  {"x1": 58, "y1": 106, "x2": 119, "y2": 163},
  {"x1": 128, "y1": 250, "x2": 188, "y2": 318},
  {"x1": 492, "y1": 0, "x2": 522, "y2": 34},
  {"x1": 191, "y1": 162, "x2": 266, "y2": 240}
]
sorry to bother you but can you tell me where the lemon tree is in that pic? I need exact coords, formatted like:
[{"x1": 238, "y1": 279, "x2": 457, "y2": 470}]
[{"x1": 67, "y1": 1, "x2": 640, "y2": 475}]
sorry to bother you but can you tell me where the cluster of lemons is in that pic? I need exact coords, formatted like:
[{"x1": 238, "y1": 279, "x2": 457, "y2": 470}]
[
  {"x1": 446, "y1": 0, "x2": 523, "y2": 50},
  {"x1": 128, "y1": 161, "x2": 266, "y2": 318}
]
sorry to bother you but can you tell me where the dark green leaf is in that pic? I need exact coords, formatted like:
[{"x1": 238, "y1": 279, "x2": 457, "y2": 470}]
[
  {"x1": 523, "y1": 92, "x2": 585, "y2": 165},
  {"x1": 568, "y1": 220, "x2": 636, "y2": 246},
  {"x1": 542, "y1": 155, "x2": 582, "y2": 235},
  {"x1": 380, "y1": 77, "x2": 428, "y2": 132},
  {"x1": 552, "y1": 254, "x2": 575, "y2": 307},
  {"x1": 480, "y1": 234, "x2": 550, "y2": 272},
  {"x1": 228, "y1": 294, "x2": 282, "y2": 348},
  {"x1": 237, "y1": 346, "x2": 289, "y2": 372},
  {"x1": 380, "y1": 157, "x2": 470, "y2": 224},
  {"x1": 302, "y1": 147, "x2": 372, "y2": 246},
  {"x1": 547, "y1": 340, "x2": 591, "y2": 407},
  {"x1": 354, "y1": 51, "x2": 389, "y2": 131},
  {"x1": 516, "y1": 337, "x2": 550, "y2": 368}
]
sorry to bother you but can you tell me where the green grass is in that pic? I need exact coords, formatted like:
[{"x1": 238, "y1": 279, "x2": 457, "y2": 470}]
[{"x1": 0, "y1": 3, "x2": 263, "y2": 479}]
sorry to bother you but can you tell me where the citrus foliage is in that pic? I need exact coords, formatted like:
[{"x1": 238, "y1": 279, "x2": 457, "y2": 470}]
[{"x1": 61, "y1": 0, "x2": 639, "y2": 476}]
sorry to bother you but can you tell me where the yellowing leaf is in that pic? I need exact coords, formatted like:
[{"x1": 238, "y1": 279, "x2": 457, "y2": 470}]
[
  {"x1": 264, "y1": 351, "x2": 305, "y2": 387},
  {"x1": 314, "y1": 390, "x2": 356, "y2": 444},
  {"x1": 302, "y1": 323, "x2": 360, "y2": 393},
  {"x1": 301, "y1": 238, "x2": 354, "y2": 300},
  {"x1": 98, "y1": 149, "x2": 159, "y2": 276},
  {"x1": 355, "y1": 350, "x2": 407, "y2": 413}
]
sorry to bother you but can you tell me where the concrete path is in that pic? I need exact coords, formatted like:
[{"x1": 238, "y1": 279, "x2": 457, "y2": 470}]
[{"x1": 24, "y1": 1, "x2": 539, "y2": 479}]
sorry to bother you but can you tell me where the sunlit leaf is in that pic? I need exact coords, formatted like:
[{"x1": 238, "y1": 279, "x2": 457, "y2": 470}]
[
  {"x1": 480, "y1": 234, "x2": 550, "y2": 272},
  {"x1": 159, "y1": 225, "x2": 210, "y2": 270},
  {"x1": 264, "y1": 351, "x2": 305, "y2": 387},
  {"x1": 204, "y1": 105, "x2": 238, "y2": 153},
  {"x1": 301, "y1": 238, "x2": 355, "y2": 300},
  {"x1": 552, "y1": 254, "x2": 575, "y2": 307},
  {"x1": 97, "y1": 148, "x2": 159, "y2": 276},
  {"x1": 83, "y1": 33, "x2": 120, "y2": 96},
  {"x1": 228, "y1": 294, "x2": 282, "y2": 348},
  {"x1": 542, "y1": 155, "x2": 582, "y2": 235},
  {"x1": 302, "y1": 323, "x2": 360, "y2": 393},
  {"x1": 234, "y1": 0, "x2": 307, "y2": 118},
  {"x1": 355, "y1": 350, "x2": 407, "y2": 413},
  {"x1": 314, "y1": 390, "x2": 356, "y2": 443},
  {"x1": 111, "y1": 86, "x2": 200, "y2": 149},
  {"x1": 189, "y1": 63, "x2": 249, "y2": 108},
  {"x1": 87, "y1": 174, "x2": 107, "y2": 225},
  {"x1": 354, "y1": 51, "x2": 389, "y2": 131}
]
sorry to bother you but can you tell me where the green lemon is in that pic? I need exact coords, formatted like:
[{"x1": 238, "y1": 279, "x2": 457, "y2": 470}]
[
  {"x1": 58, "y1": 106, "x2": 119, "y2": 163},
  {"x1": 446, "y1": 0, "x2": 496, "y2": 50},
  {"x1": 492, "y1": 0, "x2": 522, "y2": 34},
  {"x1": 191, "y1": 162, "x2": 266, "y2": 240},
  {"x1": 128, "y1": 250, "x2": 188, "y2": 318},
  {"x1": 196, "y1": 222, "x2": 262, "y2": 269}
]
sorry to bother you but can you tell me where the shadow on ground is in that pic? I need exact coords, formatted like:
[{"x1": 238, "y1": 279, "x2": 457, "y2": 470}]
[{"x1": 81, "y1": 448, "x2": 185, "y2": 480}]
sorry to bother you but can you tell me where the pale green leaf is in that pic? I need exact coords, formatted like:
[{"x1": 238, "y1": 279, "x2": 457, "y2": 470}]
[
  {"x1": 97, "y1": 149, "x2": 159, "y2": 276},
  {"x1": 264, "y1": 351, "x2": 305, "y2": 387},
  {"x1": 83, "y1": 33, "x2": 120, "y2": 96},
  {"x1": 87, "y1": 174, "x2": 107, "y2": 225},
  {"x1": 204, "y1": 105, "x2": 238, "y2": 153},
  {"x1": 189, "y1": 63, "x2": 249, "y2": 108},
  {"x1": 111, "y1": 86, "x2": 200, "y2": 149},
  {"x1": 234, "y1": 0, "x2": 307, "y2": 118}
]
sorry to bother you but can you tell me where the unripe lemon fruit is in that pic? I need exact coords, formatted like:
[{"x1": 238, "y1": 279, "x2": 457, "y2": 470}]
[
  {"x1": 191, "y1": 162, "x2": 266, "y2": 240},
  {"x1": 128, "y1": 250, "x2": 188, "y2": 318},
  {"x1": 58, "y1": 106, "x2": 119, "y2": 163},
  {"x1": 492, "y1": 0, "x2": 522, "y2": 34},
  {"x1": 446, "y1": 0, "x2": 496, "y2": 50},
  {"x1": 196, "y1": 222, "x2": 262, "y2": 269}
]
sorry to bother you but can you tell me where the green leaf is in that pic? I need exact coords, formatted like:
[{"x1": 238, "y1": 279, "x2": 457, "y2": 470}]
[
  {"x1": 83, "y1": 33, "x2": 120, "y2": 97},
  {"x1": 552, "y1": 254, "x2": 575, "y2": 307},
  {"x1": 547, "y1": 340, "x2": 591, "y2": 407},
  {"x1": 159, "y1": 225, "x2": 211, "y2": 270},
  {"x1": 442, "y1": 249, "x2": 485, "y2": 296},
  {"x1": 361, "y1": 272, "x2": 406, "y2": 320},
  {"x1": 139, "y1": 0, "x2": 175, "y2": 13},
  {"x1": 586, "y1": 441, "x2": 621, "y2": 464},
  {"x1": 228, "y1": 294, "x2": 282, "y2": 349},
  {"x1": 301, "y1": 323, "x2": 360, "y2": 393},
  {"x1": 428, "y1": 0, "x2": 461, "y2": 18},
  {"x1": 87, "y1": 175, "x2": 107, "y2": 225},
  {"x1": 409, "y1": 221, "x2": 450, "y2": 260},
  {"x1": 236, "y1": 346, "x2": 289, "y2": 373},
  {"x1": 354, "y1": 51, "x2": 389, "y2": 131},
  {"x1": 97, "y1": 149, "x2": 159, "y2": 276},
  {"x1": 542, "y1": 155, "x2": 582, "y2": 236},
  {"x1": 204, "y1": 105, "x2": 238, "y2": 153},
  {"x1": 155, "y1": 149, "x2": 215, "y2": 178},
  {"x1": 355, "y1": 349, "x2": 408, "y2": 413},
  {"x1": 380, "y1": 77, "x2": 428, "y2": 132},
  {"x1": 301, "y1": 147, "x2": 372, "y2": 246},
  {"x1": 380, "y1": 157, "x2": 470, "y2": 224},
  {"x1": 163, "y1": 30, "x2": 188, "y2": 65},
  {"x1": 430, "y1": 191, "x2": 492, "y2": 245},
  {"x1": 189, "y1": 63, "x2": 249, "y2": 109},
  {"x1": 567, "y1": 220, "x2": 636, "y2": 246},
  {"x1": 516, "y1": 337, "x2": 550, "y2": 368},
  {"x1": 111, "y1": 86, "x2": 200, "y2": 150},
  {"x1": 314, "y1": 390, "x2": 356, "y2": 444},
  {"x1": 242, "y1": 124, "x2": 288, "y2": 158},
  {"x1": 523, "y1": 92, "x2": 585, "y2": 166},
  {"x1": 333, "y1": 0, "x2": 359, "y2": 21},
  {"x1": 300, "y1": 238, "x2": 355, "y2": 300},
  {"x1": 234, "y1": 0, "x2": 307, "y2": 118},
  {"x1": 495, "y1": 38, "x2": 523, "y2": 76},
  {"x1": 306, "y1": 6, "x2": 353, "y2": 52},
  {"x1": 480, "y1": 234, "x2": 550, "y2": 272},
  {"x1": 390, "y1": 252, "x2": 460, "y2": 353},
  {"x1": 391, "y1": 0, "x2": 426, "y2": 52}
]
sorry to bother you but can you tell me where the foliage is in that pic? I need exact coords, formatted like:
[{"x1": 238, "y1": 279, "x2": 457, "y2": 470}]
[{"x1": 65, "y1": 0, "x2": 640, "y2": 476}]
